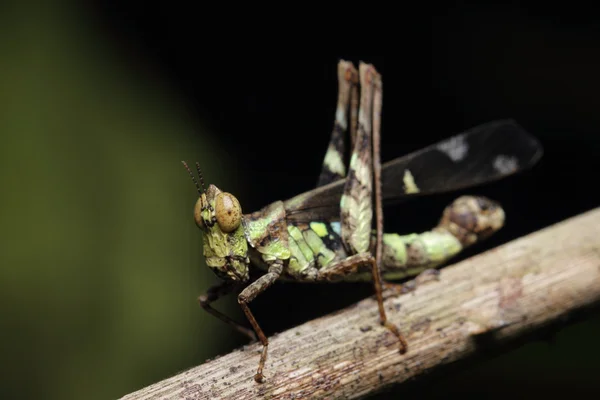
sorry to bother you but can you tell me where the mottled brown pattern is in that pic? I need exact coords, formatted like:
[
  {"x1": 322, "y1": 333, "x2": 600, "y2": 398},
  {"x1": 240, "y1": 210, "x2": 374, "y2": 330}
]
[
  {"x1": 405, "y1": 241, "x2": 429, "y2": 266},
  {"x1": 245, "y1": 201, "x2": 289, "y2": 253},
  {"x1": 341, "y1": 63, "x2": 376, "y2": 255},
  {"x1": 382, "y1": 250, "x2": 402, "y2": 269},
  {"x1": 437, "y1": 196, "x2": 504, "y2": 246}
]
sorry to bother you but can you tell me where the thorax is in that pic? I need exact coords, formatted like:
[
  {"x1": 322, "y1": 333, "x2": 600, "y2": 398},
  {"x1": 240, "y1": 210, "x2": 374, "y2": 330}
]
[{"x1": 242, "y1": 201, "x2": 348, "y2": 279}]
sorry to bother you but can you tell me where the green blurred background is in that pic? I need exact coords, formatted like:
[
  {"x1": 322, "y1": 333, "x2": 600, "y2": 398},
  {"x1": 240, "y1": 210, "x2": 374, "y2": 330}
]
[
  {"x1": 1, "y1": 2, "x2": 600, "y2": 399},
  {"x1": 0, "y1": 3, "x2": 236, "y2": 399}
]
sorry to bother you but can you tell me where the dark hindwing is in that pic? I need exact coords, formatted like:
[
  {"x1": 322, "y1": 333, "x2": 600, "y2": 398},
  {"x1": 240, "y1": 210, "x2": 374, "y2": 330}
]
[{"x1": 284, "y1": 119, "x2": 543, "y2": 223}]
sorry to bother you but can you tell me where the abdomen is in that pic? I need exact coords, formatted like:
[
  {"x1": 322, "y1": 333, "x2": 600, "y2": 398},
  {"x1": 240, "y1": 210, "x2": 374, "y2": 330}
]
[{"x1": 285, "y1": 221, "x2": 464, "y2": 282}]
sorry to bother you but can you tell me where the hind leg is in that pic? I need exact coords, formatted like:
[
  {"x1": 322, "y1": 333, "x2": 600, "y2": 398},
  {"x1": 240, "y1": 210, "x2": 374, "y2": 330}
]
[
  {"x1": 337, "y1": 62, "x2": 408, "y2": 354},
  {"x1": 316, "y1": 60, "x2": 358, "y2": 187}
]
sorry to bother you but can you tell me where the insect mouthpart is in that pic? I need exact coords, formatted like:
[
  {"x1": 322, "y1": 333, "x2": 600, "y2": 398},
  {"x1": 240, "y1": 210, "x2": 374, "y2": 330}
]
[{"x1": 210, "y1": 255, "x2": 249, "y2": 282}]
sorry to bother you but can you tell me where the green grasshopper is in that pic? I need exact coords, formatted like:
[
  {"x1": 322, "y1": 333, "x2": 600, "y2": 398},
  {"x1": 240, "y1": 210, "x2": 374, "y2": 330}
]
[{"x1": 182, "y1": 60, "x2": 543, "y2": 383}]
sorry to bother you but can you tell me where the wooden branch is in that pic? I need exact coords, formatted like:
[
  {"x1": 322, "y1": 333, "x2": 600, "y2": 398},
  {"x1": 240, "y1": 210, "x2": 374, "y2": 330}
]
[{"x1": 120, "y1": 208, "x2": 600, "y2": 400}]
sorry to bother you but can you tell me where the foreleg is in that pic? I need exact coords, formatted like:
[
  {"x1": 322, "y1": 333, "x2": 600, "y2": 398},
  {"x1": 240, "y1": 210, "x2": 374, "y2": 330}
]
[
  {"x1": 198, "y1": 280, "x2": 256, "y2": 341},
  {"x1": 237, "y1": 262, "x2": 283, "y2": 383}
]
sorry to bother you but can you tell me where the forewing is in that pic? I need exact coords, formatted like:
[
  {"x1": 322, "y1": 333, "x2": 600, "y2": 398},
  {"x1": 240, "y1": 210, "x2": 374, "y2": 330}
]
[
  {"x1": 284, "y1": 119, "x2": 543, "y2": 223},
  {"x1": 380, "y1": 119, "x2": 543, "y2": 202}
]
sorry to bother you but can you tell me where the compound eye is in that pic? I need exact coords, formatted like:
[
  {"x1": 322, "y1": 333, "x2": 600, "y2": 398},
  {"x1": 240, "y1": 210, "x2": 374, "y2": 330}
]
[
  {"x1": 193, "y1": 197, "x2": 205, "y2": 229},
  {"x1": 215, "y1": 192, "x2": 242, "y2": 233}
]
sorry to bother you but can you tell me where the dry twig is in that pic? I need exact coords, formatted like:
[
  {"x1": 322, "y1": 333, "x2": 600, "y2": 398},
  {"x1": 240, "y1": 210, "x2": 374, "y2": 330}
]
[{"x1": 121, "y1": 207, "x2": 600, "y2": 399}]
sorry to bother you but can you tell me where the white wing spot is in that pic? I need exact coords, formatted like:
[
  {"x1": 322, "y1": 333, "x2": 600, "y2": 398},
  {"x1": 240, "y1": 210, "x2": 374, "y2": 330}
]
[
  {"x1": 323, "y1": 145, "x2": 346, "y2": 176},
  {"x1": 493, "y1": 155, "x2": 519, "y2": 174},
  {"x1": 437, "y1": 134, "x2": 468, "y2": 162},
  {"x1": 403, "y1": 169, "x2": 420, "y2": 193}
]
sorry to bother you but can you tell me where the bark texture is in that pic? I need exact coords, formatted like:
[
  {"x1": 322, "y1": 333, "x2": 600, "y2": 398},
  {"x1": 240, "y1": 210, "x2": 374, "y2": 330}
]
[{"x1": 120, "y1": 207, "x2": 600, "y2": 400}]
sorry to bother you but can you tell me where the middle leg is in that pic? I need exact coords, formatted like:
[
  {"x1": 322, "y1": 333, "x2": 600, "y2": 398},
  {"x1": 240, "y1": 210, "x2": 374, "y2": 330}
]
[{"x1": 237, "y1": 262, "x2": 283, "y2": 383}]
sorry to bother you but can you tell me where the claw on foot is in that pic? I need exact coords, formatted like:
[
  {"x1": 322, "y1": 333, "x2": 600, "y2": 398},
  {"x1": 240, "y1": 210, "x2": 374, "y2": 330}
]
[{"x1": 381, "y1": 320, "x2": 408, "y2": 354}]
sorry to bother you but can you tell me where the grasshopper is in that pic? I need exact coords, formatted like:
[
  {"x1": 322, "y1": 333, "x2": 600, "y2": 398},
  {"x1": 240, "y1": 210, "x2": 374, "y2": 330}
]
[{"x1": 182, "y1": 60, "x2": 543, "y2": 383}]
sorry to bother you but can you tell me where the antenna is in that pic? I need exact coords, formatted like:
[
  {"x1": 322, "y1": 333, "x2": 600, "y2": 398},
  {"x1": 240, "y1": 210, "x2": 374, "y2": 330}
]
[
  {"x1": 181, "y1": 161, "x2": 205, "y2": 195},
  {"x1": 195, "y1": 162, "x2": 207, "y2": 193}
]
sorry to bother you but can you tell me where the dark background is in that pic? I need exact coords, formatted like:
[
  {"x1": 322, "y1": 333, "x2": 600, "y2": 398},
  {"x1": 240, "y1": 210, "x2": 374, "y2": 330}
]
[{"x1": 2, "y1": 2, "x2": 599, "y2": 399}]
